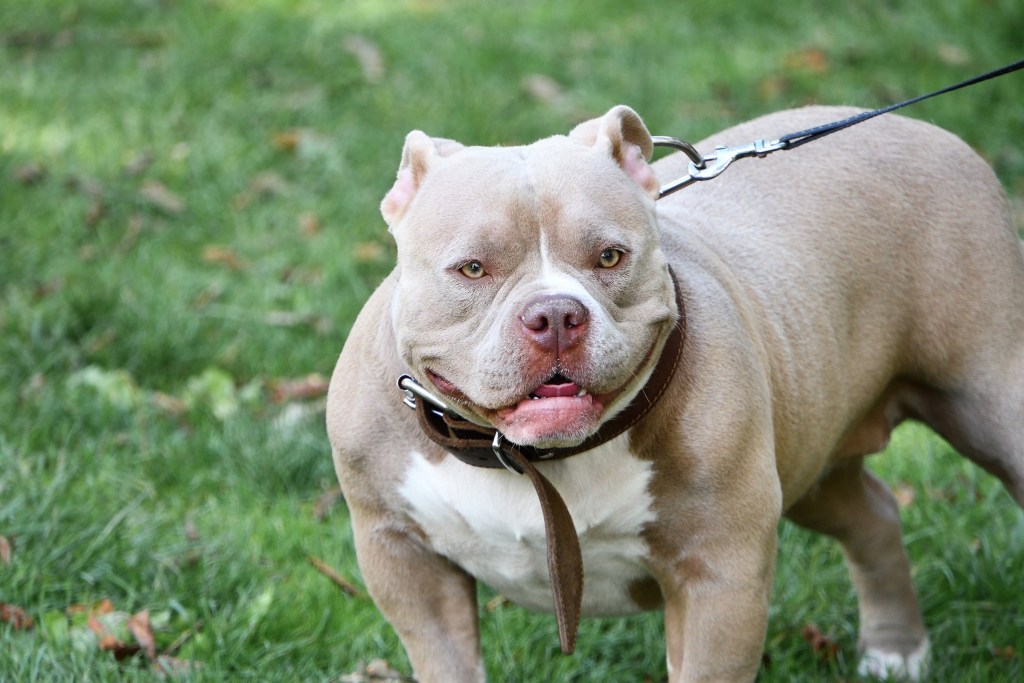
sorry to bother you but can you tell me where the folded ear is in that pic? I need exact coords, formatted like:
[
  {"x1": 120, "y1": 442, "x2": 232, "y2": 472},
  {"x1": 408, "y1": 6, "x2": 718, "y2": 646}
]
[
  {"x1": 569, "y1": 105, "x2": 658, "y2": 198},
  {"x1": 381, "y1": 132, "x2": 465, "y2": 228}
]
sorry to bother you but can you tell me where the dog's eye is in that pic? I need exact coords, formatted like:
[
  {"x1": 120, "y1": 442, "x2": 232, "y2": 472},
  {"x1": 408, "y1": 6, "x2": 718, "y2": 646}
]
[
  {"x1": 459, "y1": 260, "x2": 486, "y2": 279},
  {"x1": 597, "y1": 248, "x2": 623, "y2": 269}
]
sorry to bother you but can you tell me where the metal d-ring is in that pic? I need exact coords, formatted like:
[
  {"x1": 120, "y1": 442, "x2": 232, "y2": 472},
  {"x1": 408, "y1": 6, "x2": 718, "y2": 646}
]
[{"x1": 492, "y1": 432, "x2": 524, "y2": 475}]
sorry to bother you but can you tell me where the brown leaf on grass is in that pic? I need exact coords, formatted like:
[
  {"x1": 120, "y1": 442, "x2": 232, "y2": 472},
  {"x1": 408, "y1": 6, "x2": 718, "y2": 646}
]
[
  {"x1": 148, "y1": 391, "x2": 188, "y2": 415},
  {"x1": 85, "y1": 200, "x2": 107, "y2": 228},
  {"x1": 892, "y1": 482, "x2": 916, "y2": 508},
  {"x1": 20, "y1": 373, "x2": 46, "y2": 401},
  {"x1": 0, "y1": 535, "x2": 12, "y2": 565},
  {"x1": 784, "y1": 48, "x2": 830, "y2": 73},
  {"x1": 268, "y1": 373, "x2": 330, "y2": 403},
  {"x1": 272, "y1": 130, "x2": 303, "y2": 153},
  {"x1": 484, "y1": 594, "x2": 510, "y2": 612},
  {"x1": 71, "y1": 598, "x2": 114, "y2": 616},
  {"x1": 353, "y1": 241, "x2": 386, "y2": 263},
  {"x1": 13, "y1": 162, "x2": 47, "y2": 185},
  {"x1": 232, "y1": 171, "x2": 291, "y2": 208},
  {"x1": 0, "y1": 603, "x2": 34, "y2": 630},
  {"x1": 299, "y1": 212, "x2": 320, "y2": 237},
  {"x1": 6, "y1": 30, "x2": 73, "y2": 49},
  {"x1": 128, "y1": 610, "x2": 158, "y2": 661},
  {"x1": 756, "y1": 74, "x2": 790, "y2": 103},
  {"x1": 937, "y1": 44, "x2": 970, "y2": 67},
  {"x1": 122, "y1": 151, "x2": 154, "y2": 177},
  {"x1": 157, "y1": 654, "x2": 202, "y2": 676},
  {"x1": 801, "y1": 623, "x2": 840, "y2": 662},
  {"x1": 140, "y1": 180, "x2": 186, "y2": 215},
  {"x1": 314, "y1": 487, "x2": 344, "y2": 521},
  {"x1": 66, "y1": 174, "x2": 105, "y2": 198},
  {"x1": 338, "y1": 659, "x2": 408, "y2": 682},
  {"x1": 992, "y1": 645, "x2": 1017, "y2": 660},
  {"x1": 522, "y1": 74, "x2": 565, "y2": 104},
  {"x1": 343, "y1": 35, "x2": 385, "y2": 84},
  {"x1": 202, "y1": 245, "x2": 247, "y2": 271},
  {"x1": 308, "y1": 556, "x2": 364, "y2": 598}
]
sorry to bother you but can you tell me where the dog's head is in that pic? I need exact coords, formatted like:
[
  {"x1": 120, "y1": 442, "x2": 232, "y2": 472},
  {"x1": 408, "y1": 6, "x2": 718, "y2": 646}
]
[{"x1": 382, "y1": 106, "x2": 677, "y2": 449}]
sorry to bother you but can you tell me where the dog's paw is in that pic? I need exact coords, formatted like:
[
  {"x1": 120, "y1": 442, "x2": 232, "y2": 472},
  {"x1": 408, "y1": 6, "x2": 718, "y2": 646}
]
[{"x1": 857, "y1": 638, "x2": 929, "y2": 681}]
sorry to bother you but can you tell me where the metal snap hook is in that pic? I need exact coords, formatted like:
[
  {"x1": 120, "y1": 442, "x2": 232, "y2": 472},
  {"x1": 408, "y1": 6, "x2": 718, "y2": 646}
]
[{"x1": 651, "y1": 136, "x2": 705, "y2": 169}]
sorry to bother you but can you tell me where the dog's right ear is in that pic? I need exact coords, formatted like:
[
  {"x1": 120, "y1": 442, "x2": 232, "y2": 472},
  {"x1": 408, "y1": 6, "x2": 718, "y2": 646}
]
[{"x1": 381, "y1": 132, "x2": 464, "y2": 228}]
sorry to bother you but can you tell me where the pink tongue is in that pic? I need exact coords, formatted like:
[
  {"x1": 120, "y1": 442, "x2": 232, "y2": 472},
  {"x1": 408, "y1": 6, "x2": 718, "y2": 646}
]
[{"x1": 532, "y1": 382, "x2": 581, "y2": 398}]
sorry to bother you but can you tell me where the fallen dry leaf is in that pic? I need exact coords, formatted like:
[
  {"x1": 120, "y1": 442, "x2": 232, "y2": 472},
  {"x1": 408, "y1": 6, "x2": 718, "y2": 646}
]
[
  {"x1": 85, "y1": 200, "x2": 107, "y2": 228},
  {"x1": 201, "y1": 245, "x2": 247, "y2": 271},
  {"x1": 992, "y1": 645, "x2": 1017, "y2": 660},
  {"x1": 268, "y1": 373, "x2": 330, "y2": 403},
  {"x1": 122, "y1": 151, "x2": 154, "y2": 177},
  {"x1": 485, "y1": 594, "x2": 510, "y2": 612},
  {"x1": 0, "y1": 535, "x2": 11, "y2": 565},
  {"x1": 522, "y1": 73, "x2": 565, "y2": 104},
  {"x1": 801, "y1": 623, "x2": 840, "y2": 662},
  {"x1": 140, "y1": 180, "x2": 186, "y2": 215},
  {"x1": 343, "y1": 35, "x2": 385, "y2": 84},
  {"x1": 156, "y1": 654, "x2": 202, "y2": 676},
  {"x1": 66, "y1": 174, "x2": 105, "y2": 198},
  {"x1": 272, "y1": 130, "x2": 302, "y2": 153},
  {"x1": 308, "y1": 555, "x2": 364, "y2": 598},
  {"x1": 353, "y1": 241, "x2": 386, "y2": 263},
  {"x1": 232, "y1": 170, "x2": 291, "y2": 208},
  {"x1": 0, "y1": 603, "x2": 34, "y2": 630},
  {"x1": 248, "y1": 171, "x2": 289, "y2": 198},
  {"x1": 13, "y1": 162, "x2": 47, "y2": 185},
  {"x1": 150, "y1": 391, "x2": 188, "y2": 415},
  {"x1": 937, "y1": 44, "x2": 970, "y2": 67},
  {"x1": 784, "y1": 48, "x2": 829, "y2": 74},
  {"x1": 70, "y1": 598, "x2": 115, "y2": 617},
  {"x1": 892, "y1": 482, "x2": 915, "y2": 508},
  {"x1": 299, "y1": 211, "x2": 320, "y2": 237},
  {"x1": 128, "y1": 610, "x2": 157, "y2": 660},
  {"x1": 20, "y1": 373, "x2": 46, "y2": 400},
  {"x1": 338, "y1": 659, "x2": 408, "y2": 682},
  {"x1": 314, "y1": 487, "x2": 344, "y2": 522}
]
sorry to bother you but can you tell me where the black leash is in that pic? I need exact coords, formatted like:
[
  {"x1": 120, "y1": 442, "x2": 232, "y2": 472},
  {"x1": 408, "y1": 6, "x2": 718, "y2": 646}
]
[{"x1": 655, "y1": 57, "x2": 1024, "y2": 199}]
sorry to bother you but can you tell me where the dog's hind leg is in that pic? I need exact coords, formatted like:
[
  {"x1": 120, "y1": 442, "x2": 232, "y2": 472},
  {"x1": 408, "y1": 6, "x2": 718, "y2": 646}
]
[
  {"x1": 785, "y1": 458, "x2": 930, "y2": 680},
  {"x1": 918, "y1": 355, "x2": 1024, "y2": 509}
]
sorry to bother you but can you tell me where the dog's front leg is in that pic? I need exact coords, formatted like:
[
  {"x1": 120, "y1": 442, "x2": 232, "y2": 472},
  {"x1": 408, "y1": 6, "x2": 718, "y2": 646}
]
[
  {"x1": 654, "y1": 508, "x2": 779, "y2": 682},
  {"x1": 349, "y1": 503, "x2": 484, "y2": 683}
]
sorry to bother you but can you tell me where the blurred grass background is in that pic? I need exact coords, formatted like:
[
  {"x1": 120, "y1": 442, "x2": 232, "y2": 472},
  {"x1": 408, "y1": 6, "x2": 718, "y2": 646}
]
[{"x1": 1, "y1": 0, "x2": 1021, "y2": 680}]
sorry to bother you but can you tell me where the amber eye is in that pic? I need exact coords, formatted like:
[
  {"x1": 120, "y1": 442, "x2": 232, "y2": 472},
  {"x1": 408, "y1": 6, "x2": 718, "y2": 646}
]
[
  {"x1": 459, "y1": 260, "x2": 486, "y2": 279},
  {"x1": 597, "y1": 248, "x2": 623, "y2": 269}
]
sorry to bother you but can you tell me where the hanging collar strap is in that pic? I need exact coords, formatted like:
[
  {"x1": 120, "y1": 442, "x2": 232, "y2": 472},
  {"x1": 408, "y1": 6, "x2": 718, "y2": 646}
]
[{"x1": 395, "y1": 267, "x2": 685, "y2": 654}]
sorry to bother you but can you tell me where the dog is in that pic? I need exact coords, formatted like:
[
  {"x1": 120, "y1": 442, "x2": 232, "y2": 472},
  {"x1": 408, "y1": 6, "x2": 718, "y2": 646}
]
[{"x1": 326, "y1": 104, "x2": 1024, "y2": 682}]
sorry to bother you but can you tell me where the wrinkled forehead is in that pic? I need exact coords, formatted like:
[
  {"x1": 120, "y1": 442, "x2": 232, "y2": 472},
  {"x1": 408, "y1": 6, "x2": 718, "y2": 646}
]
[{"x1": 404, "y1": 137, "x2": 649, "y2": 234}]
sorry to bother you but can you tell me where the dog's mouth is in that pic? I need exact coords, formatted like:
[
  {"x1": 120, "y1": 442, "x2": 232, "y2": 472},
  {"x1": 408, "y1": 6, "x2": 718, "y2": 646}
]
[
  {"x1": 527, "y1": 373, "x2": 588, "y2": 399},
  {"x1": 426, "y1": 369, "x2": 625, "y2": 448}
]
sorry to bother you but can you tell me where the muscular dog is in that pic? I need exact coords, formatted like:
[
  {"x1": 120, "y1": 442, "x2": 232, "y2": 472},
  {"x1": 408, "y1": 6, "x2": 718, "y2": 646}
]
[{"x1": 327, "y1": 105, "x2": 1024, "y2": 682}]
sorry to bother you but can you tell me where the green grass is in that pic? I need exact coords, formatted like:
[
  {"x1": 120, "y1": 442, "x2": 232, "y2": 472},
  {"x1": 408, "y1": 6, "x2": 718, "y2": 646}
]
[{"x1": 1, "y1": 0, "x2": 1022, "y2": 680}]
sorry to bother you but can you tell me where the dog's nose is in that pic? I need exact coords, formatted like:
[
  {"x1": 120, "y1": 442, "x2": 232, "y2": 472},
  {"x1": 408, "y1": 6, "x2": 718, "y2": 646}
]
[{"x1": 520, "y1": 294, "x2": 589, "y2": 354}]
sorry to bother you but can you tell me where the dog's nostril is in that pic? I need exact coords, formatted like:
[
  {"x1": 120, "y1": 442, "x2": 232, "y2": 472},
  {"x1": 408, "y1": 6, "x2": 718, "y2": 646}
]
[{"x1": 520, "y1": 295, "x2": 590, "y2": 353}]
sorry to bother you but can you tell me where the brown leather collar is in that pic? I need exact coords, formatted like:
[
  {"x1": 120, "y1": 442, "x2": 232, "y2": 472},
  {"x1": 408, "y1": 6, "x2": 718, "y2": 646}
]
[{"x1": 398, "y1": 267, "x2": 685, "y2": 654}]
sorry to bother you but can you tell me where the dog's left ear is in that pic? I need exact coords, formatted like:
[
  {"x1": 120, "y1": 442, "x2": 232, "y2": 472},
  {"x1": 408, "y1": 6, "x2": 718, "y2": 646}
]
[{"x1": 569, "y1": 105, "x2": 658, "y2": 198}]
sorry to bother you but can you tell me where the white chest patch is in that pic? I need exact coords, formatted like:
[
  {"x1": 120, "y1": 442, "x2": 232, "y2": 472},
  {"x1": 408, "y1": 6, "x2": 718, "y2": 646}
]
[{"x1": 398, "y1": 435, "x2": 657, "y2": 616}]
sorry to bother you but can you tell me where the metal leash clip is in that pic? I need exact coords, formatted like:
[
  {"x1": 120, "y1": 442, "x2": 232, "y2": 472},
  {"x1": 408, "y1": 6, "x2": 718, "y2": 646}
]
[{"x1": 653, "y1": 136, "x2": 786, "y2": 199}]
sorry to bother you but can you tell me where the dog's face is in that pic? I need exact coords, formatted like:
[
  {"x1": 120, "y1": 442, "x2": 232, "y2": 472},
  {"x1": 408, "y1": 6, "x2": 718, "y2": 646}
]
[{"x1": 381, "y1": 107, "x2": 677, "y2": 449}]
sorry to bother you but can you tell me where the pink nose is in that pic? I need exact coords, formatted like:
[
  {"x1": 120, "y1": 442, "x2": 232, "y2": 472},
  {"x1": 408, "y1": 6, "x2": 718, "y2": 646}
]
[{"x1": 519, "y1": 294, "x2": 589, "y2": 355}]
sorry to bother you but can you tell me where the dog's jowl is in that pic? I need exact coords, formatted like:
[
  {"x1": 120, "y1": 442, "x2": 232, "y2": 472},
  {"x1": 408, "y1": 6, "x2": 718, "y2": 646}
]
[{"x1": 327, "y1": 105, "x2": 1024, "y2": 683}]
